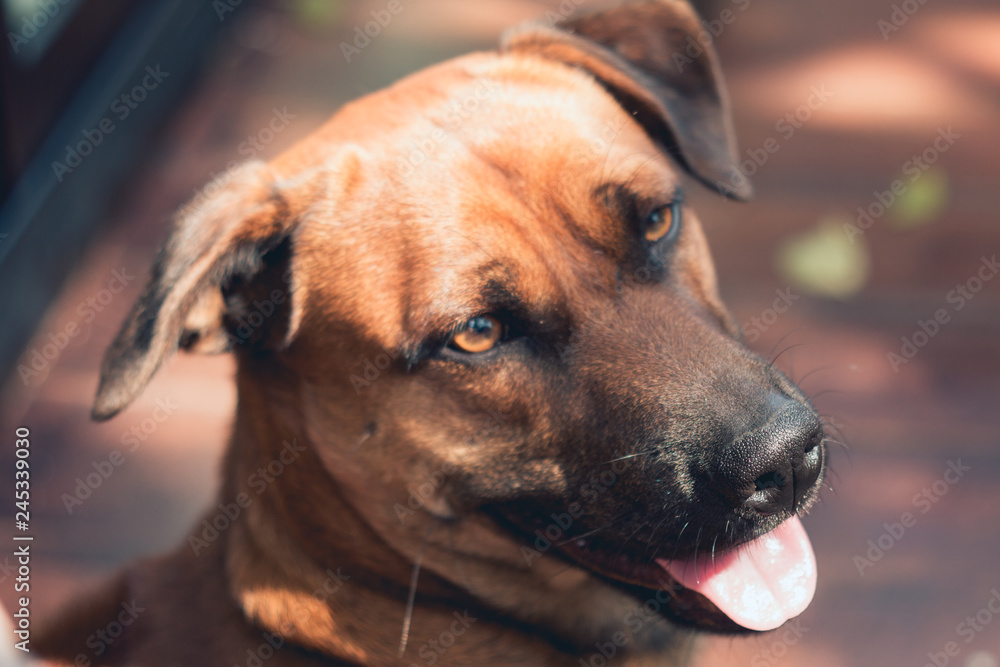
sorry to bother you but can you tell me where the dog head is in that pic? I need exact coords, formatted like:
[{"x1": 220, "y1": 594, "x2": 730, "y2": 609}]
[{"x1": 92, "y1": 0, "x2": 824, "y2": 658}]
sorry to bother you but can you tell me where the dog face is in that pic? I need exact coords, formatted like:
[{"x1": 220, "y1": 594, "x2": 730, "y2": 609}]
[{"x1": 90, "y1": 0, "x2": 824, "y2": 656}]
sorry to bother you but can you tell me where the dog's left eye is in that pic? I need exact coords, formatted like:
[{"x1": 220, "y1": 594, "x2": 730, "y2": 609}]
[
  {"x1": 449, "y1": 315, "x2": 503, "y2": 353},
  {"x1": 645, "y1": 201, "x2": 681, "y2": 243}
]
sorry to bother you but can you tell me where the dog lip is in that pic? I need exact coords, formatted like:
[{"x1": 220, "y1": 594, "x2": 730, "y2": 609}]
[
  {"x1": 490, "y1": 507, "x2": 757, "y2": 633},
  {"x1": 553, "y1": 533, "x2": 755, "y2": 634}
]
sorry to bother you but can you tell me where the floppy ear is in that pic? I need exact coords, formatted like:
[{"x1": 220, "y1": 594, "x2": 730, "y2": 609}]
[
  {"x1": 92, "y1": 161, "x2": 300, "y2": 421},
  {"x1": 503, "y1": 0, "x2": 752, "y2": 200}
]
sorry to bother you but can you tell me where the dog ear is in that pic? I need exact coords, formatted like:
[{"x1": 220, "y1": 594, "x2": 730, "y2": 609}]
[
  {"x1": 92, "y1": 161, "x2": 300, "y2": 421},
  {"x1": 503, "y1": 0, "x2": 752, "y2": 200}
]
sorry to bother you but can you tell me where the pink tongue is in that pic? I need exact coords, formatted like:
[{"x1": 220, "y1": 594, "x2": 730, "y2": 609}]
[{"x1": 656, "y1": 516, "x2": 817, "y2": 631}]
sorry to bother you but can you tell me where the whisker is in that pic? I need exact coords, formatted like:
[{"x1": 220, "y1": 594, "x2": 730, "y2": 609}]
[
  {"x1": 769, "y1": 342, "x2": 806, "y2": 370},
  {"x1": 824, "y1": 466, "x2": 843, "y2": 486},
  {"x1": 554, "y1": 513, "x2": 628, "y2": 547},
  {"x1": 690, "y1": 525, "x2": 704, "y2": 581},
  {"x1": 642, "y1": 515, "x2": 670, "y2": 563},
  {"x1": 819, "y1": 415, "x2": 850, "y2": 437},
  {"x1": 398, "y1": 521, "x2": 434, "y2": 658},
  {"x1": 600, "y1": 449, "x2": 658, "y2": 465},
  {"x1": 822, "y1": 436, "x2": 850, "y2": 453},
  {"x1": 764, "y1": 328, "x2": 802, "y2": 370},
  {"x1": 819, "y1": 417, "x2": 852, "y2": 456},
  {"x1": 808, "y1": 388, "x2": 844, "y2": 402},
  {"x1": 666, "y1": 520, "x2": 692, "y2": 564},
  {"x1": 794, "y1": 363, "x2": 838, "y2": 387}
]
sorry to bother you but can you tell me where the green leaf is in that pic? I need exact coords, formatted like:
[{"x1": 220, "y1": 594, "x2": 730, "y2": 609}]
[
  {"x1": 889, "y1": 168, "x2": 949, "y2": 229},
  {"x1": 777, "y1": 216, "x2": 871, "y2": 299},
  {"x1": 292, "y1": 0, "x2": 345, "y2": 28}
]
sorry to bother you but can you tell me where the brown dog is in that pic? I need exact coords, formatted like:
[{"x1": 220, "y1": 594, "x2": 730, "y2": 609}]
[{"x1": 37, "y1": 1, "x2": 826, "y2": 664}]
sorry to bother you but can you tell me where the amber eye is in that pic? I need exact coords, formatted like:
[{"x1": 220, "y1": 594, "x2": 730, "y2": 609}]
[
  {"x1": 645, "y1": 202, "x2": 680, "y2": 242},
  {"x1": 449, "y1": 315, "x2": 503, "y2": 353}
]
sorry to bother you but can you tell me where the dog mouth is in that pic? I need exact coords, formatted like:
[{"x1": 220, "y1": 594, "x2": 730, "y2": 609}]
[{"x1": 501, "y1": 510, "x2": 817, "y2": 634}]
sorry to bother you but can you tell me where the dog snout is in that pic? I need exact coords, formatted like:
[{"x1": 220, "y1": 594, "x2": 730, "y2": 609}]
[{"x1": 715, "y1": 393, "x2": 824, "y2": 516}]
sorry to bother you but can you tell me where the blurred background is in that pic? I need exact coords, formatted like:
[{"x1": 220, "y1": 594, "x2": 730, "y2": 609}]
[{"x1": 1, "y1": 0, "x2": 998, "y2": 665}]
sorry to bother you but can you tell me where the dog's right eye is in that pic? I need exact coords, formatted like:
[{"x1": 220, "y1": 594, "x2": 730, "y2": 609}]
[
  {"x1": 644, "y1": 201, "x2": 681, "y2": 243},
  {"x1": 448, "y1": 315, "x2": 503, "y2": 354}
]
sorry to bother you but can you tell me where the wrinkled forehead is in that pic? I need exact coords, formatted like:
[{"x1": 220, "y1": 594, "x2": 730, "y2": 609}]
[
  {"x1": 295, "y1": 65, "x2": 685, "y2": 347},
  {"x1": 395, "y1": 83, "x2": 679, "y2": 304},
  {"x1": 402, "y1": 70, "x2": 682, "y2": 224}
]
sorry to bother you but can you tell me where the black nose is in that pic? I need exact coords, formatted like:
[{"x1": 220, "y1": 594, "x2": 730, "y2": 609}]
[{"x1": 715, "y1": 394, "x2": 824, "y2": 516}]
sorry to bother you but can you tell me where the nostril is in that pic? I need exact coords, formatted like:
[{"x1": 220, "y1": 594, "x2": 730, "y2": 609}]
[
  {"x1": 803, "y1": 431, "x2": 822, "y2": 454},
  {"x1": 714, "y1": 394, "x2": 826, "y2": 516},
  {"x1": 753, "y1": 470, "x2": 787, "y2": 492}
]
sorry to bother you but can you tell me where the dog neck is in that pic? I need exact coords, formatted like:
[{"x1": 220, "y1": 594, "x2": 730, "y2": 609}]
[{"x1": 217, "y1": 367, "x2": 577, "y2": 665}]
